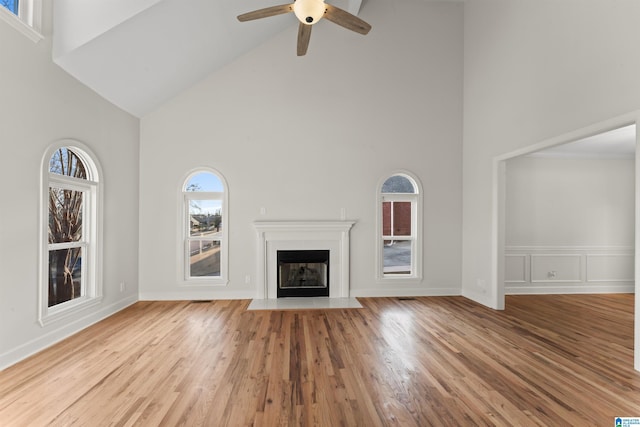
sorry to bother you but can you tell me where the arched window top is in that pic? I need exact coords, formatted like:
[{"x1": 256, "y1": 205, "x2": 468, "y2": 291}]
[
  {"x1": 49, "y1": 147, "x2": 88, "y2": 179},
  {"x1": 46, "y1": 144, "x2": 100, "y2": 182},
  {"x1": 381, "y1": 174, "x2": 417, "y2": 194},
  {"x1": 184, "y1": 171, "x2": 224, "y2": 192}
]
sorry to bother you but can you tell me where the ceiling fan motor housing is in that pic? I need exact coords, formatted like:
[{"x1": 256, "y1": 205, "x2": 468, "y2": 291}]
[{"x1": 293, "y1": 0, "x2": 326, "y2": 25}]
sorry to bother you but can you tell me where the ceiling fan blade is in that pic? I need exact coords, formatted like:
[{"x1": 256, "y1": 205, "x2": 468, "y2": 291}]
[
  {"x1": 297, "y1": 23, "x2": 312, "y2": 56},
  {"x1": 237, "y1": 4, "x2": 294, "y2": 22},
  {"x1": 323, "y1": 4, "x2": 371, "y2": 35}
]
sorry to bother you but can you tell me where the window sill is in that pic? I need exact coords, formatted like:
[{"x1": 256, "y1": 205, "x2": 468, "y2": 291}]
[
  {"x1": 38, "y1": 296, "x2": 103, "y2": 327},
  {"x1": 376, "y1": 276, "x2": 423, "y2": 285},
  {"x1": 180, "y1": 278, "x2": 229, "y2": 287},
  {"x1": 0, "y1": 7, "x2": 43, "y2": 43}
]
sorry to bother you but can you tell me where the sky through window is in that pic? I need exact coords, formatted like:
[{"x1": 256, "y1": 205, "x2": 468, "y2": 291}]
[
  {"x1": 1, "y1": 0, "x2": 18, "y2": 15},
  {"x1": 185, "y1": 172, "x2": 223, "y2": 192}
]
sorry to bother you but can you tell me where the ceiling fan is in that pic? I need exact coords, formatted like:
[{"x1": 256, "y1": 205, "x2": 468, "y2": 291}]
[{"x1": 237, "y1": 0, "x2": 371, "y2": 56}]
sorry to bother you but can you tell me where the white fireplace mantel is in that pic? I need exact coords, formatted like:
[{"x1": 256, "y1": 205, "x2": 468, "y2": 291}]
[{"x1": 253, "y1": 220, "x2": 355, "y2": 299}]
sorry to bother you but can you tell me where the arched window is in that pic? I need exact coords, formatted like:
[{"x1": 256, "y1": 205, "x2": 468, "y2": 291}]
[
  {"x1": 376, "y1": 172, "x2": 423, "y2": 281},
  {"x1": 182, "y1": 169, "x2": 228, "y2": 284},
  {"x1": 40, "y1": 142, "x2": 102, "y2": 325}
]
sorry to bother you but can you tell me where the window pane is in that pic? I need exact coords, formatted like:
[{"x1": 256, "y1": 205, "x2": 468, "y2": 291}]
[
  {"x1": 1, "y1": 0, "x2": 18, "y2": 14},
  {"x1": 186, "y1": 172, "x2": 224, "y2": 192},
  {"x1": 383, "y1": 241, "x2": 411, "y2": 275},
  {"x1": 382, "y1": 202, "x2": 391, "y2": 235},
  {"x1": 392, "y1": 202, "x2": 411, "y2": 236},
  {"x1": 49, "y1": 148, "x2": 87, "y2": 179},
  {"x1": 382, "y1": 201, "x2": 411, "y2": 237},
  {"x1": 189, "y1": 200, "x2": 222, "y2": 237},
  {"x1": 382, "y1": 175, "x2": 415, "y2": 193},
  {"x1": 190, "y1": 240, "x2": 221, "y2": 277},
  {"x1": 49, "y1": 187, "x2": 83, "y2": 243},
  {"x1": 49, "y1": 248, "x2": 82, "y2": 307}
]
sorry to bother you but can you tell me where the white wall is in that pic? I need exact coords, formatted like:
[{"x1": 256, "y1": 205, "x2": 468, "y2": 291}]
[
  {"x1": 0, "y1": 5, "x2": 140, "y2": 369},
  {"x1": 463, "y1": 0, "x2": 640, "y2": 369},
  {"x1": 507, "y1": 156, "x2": 635, "y2": 247},
  {"x1": 505, "y1": 155, "x2": 635, "y2": 293},
  {"x1": 139, "y1": 0, "x2": 464, "y2": 300}
]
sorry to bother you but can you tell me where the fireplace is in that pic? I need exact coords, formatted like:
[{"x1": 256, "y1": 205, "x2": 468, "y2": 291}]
[
  {"x1": 253, "y1": 220, "x2": 354, "y2": 299},
  {"x1": 277, "y1": 250, "x2": 329, "y2": 298}
]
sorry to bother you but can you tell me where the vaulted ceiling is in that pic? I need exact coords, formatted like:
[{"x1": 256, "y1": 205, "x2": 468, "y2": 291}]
[
  {"x1": 52, "y1": 0, "x2": 363, "y2": 118},
  {"x1": 50, "y1": 0, "x2": 637, "y2": 160}
]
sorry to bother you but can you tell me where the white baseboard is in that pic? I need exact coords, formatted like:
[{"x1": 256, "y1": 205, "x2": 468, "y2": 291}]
[
  {"x1": 0, "y1": 295, "x2": 138, "y2": 371},
  {"x1": 351, "y1": 287, "x2": 461, "y2": 298},
  {"x1": 138, "y1": 290, "x2": 255, "y2": 301},
  {"x1": 506, "y1": 284, "x2": 635, "y2": 295}
]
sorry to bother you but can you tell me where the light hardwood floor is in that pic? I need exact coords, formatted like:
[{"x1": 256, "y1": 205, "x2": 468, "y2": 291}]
[{"x1": 0, "y1": 295, "x2": 638, "y2": 426}]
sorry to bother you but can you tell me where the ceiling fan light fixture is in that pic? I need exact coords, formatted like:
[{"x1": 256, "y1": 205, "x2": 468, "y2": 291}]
[
  {"x1": 293, "y1": 0, "x2": 326, "y2": 25},
  {"x1": 237, "y1": 0, "x2": 371, "y2": 56}
]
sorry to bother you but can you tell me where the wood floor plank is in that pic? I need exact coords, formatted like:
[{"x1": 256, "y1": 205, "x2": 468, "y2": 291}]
[{"x1": 0, "y1": 295, "x2": 639, "y2": 426}]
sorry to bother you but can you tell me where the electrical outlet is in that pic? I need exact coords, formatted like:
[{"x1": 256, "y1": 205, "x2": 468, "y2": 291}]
[
  {"x1": 548, "y1": 271, "x2": 557, "y2": 279},
  {"x1": 245, "y1": 275, "x2": 251, "y2": 284},
  {"x1": 120, "y1": 281, "x2": 126, "y2": 292}
]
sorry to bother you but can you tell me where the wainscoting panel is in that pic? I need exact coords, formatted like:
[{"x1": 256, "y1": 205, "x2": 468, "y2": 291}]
[
  {"x1": 586, "y1": 254, "x2": 634, "y2": 282},
  {"x1": 530, "y1": 254, "x2": 581, "y2": 283},
  {"x1": 505, "y1": 254, "x2": 527, "y2": 283},
  {"x1": 505, "y1": 246, "x2": 634, "y2": 294}
]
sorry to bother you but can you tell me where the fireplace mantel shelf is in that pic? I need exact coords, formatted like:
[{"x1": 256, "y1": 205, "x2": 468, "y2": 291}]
[
  {"x1": 253, "y1": 220, "x2": 355, "y2": 300},
  {"x1": 254, "y1": 220, "x2": 355, "y2": 232}
]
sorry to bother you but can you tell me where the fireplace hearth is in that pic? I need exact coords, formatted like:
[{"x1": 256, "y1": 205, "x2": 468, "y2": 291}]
[{"x1": 277, "y1": 250, "x2": 329, "y2": 298}]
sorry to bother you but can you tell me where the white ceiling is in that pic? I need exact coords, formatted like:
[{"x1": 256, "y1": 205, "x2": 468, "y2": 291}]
[
  {"x1": 52, "y1": 0, "x2": 363, "y2": 118},
  {"x1": 529, "y1": 124, "x2": 636, "y2": 159}
]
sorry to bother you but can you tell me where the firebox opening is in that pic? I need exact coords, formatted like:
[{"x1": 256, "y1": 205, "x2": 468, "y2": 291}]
[{"x1": 277, "y1": 250, "x2": 329, "y2": 298}]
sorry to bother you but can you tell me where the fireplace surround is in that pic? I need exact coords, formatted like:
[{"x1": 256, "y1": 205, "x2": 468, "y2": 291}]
[{"x1": 253, "y1": 220, "x2": 354, "y2": 299}]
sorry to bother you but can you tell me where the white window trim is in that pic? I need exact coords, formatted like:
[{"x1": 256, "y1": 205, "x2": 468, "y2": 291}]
[
  {"x1": 38, "y1": 141, "x2": 103, "y2": 326},
  {"x1": 179, "y1": 168, "x2": 229, "y2": 286},
  {"x1": 0, "y1": 0, "x2": 43, "y2": 43},
  {"x1": 375, "y1": 171, "x2": 423, "y2": 283}
]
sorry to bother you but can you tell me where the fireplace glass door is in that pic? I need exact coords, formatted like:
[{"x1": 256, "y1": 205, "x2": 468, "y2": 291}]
[{"x1": 277, "y1": 250, "x2": 329, "y2": 297}]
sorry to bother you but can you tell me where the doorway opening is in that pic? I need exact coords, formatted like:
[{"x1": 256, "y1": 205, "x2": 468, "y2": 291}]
[
  {"x1": 493, "y1": 116, "x2": 639, "y2": 372},
  {"x1": 504, "y1": 124, "x2": 636, "y2": 295}
]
